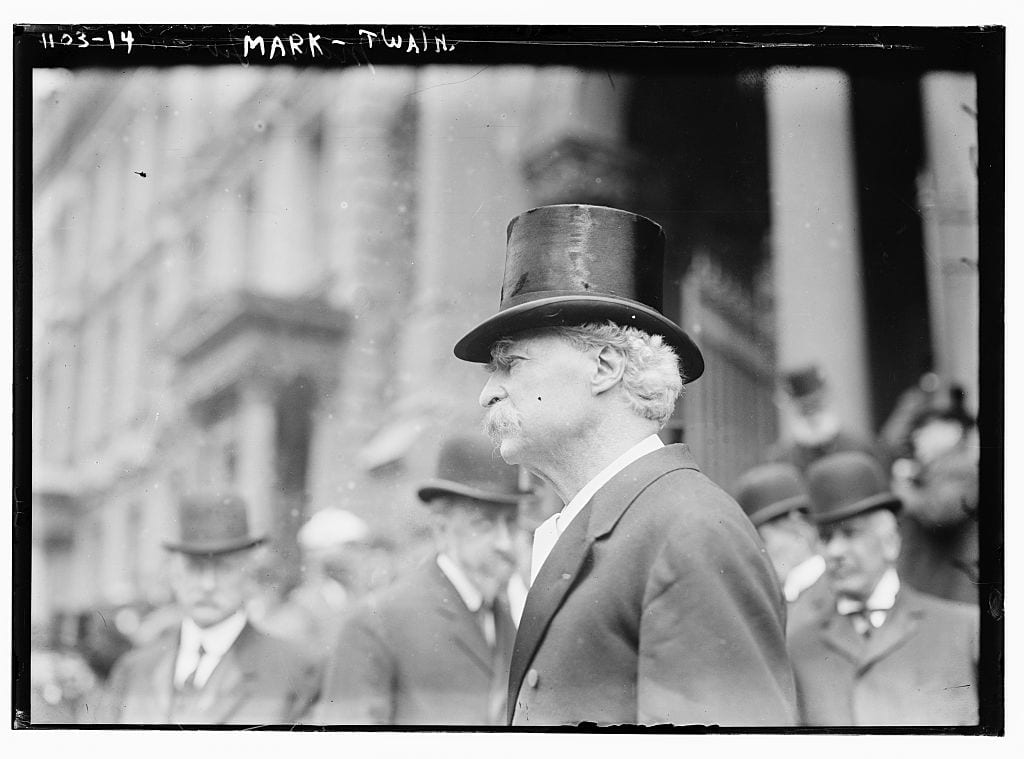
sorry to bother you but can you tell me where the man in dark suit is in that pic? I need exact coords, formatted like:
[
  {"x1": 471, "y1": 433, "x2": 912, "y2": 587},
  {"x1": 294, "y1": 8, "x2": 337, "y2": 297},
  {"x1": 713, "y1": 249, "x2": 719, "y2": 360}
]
[
  {"x1": 732, "y1": 462, "x2": 833, "y2": 634},
  {"x1": 453, "y1": 204, "x2": 797, "y2": 726},
  {"x1": 314, "y1": 434, "x2": 531, "y2": 726},
  {"x1": 88, "y1": 494, "x2": 319, "y2": 724},
  {"x1": 788, "y1": 451, "x2": 978, "y2": 726}
]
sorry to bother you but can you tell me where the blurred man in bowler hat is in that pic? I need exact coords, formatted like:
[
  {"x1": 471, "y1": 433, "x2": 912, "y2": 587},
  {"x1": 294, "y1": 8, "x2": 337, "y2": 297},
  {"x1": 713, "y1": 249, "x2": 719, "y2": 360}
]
[
  {"x1": 89, "y1": 494, "x2": 319, "y2": 724},
  {"x1": 457, "y1": 204, "x2": 796, "y2": 726},
  {"x1": 733, "y1": 462, "x2": 832, "y2": 633},
  {"x1": 314, "y1": 433, "x2": 531, "y2": 725},
  {"x1": 768, "y1": 365, "x2": 883, "y2": 473},
  {"x1": 788, "y1": 451, "x2": 978, "y2": 726}
]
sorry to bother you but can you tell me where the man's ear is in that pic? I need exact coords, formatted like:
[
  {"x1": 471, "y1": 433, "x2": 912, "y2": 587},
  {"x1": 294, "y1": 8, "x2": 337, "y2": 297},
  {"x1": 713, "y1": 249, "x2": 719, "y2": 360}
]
[{"x1": 591, "y1": 345, "x2": 626, "y2": 396}]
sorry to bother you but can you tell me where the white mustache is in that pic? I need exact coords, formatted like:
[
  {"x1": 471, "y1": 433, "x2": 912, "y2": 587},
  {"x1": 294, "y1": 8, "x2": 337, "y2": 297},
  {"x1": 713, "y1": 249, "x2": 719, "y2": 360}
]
[{"x1": 483, "y1": 403, "x2": 521, "y2": 444}]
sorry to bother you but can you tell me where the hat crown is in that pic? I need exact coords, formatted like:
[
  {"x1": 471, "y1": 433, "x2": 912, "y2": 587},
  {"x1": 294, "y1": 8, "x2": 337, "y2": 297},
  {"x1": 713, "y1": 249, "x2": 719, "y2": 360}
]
[
  {"x1": 500, "y1": 204, "x2": 665, "y2": 311},
  {"x1": 734, "y1": 463, "x2": 808, "y2": 520},
  {"x1": 423, "y1": 434, "x2": 525, "y2": 503},
  {"x1": 166, "y1": 493, "x2": 263, "y2": 555},
  {"x1": 806, "y1": 452, "x2": 897, "y2": 523}
]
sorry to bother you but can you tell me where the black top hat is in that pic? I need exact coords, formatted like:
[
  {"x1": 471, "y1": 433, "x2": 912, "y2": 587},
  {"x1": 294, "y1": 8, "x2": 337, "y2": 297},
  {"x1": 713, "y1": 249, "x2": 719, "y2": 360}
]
[
  {"x1": 417, "y1": 434, "x2": 533, "y2": 506},
  {"x1": 805, "y1": 451, "x2": 901, "y2": 525},
  {"x1": 163, "y1": 493, "x2": 266, "y2": 556},
  {"x1": 732, "y1": 462, "x2": 810, "y2": 528},
  {"x1": 781, "y1": 365, "x2": 826, "y2": 398},
  {"x1": 453, "y1": 204, "x2": 705, "y2": 383}
]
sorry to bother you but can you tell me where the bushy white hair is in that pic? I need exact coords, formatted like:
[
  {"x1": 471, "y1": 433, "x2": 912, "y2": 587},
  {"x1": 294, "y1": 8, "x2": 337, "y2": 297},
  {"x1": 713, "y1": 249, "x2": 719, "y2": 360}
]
[{"x1": 489, "y1": 321, "x2": 684, "y2": 427}]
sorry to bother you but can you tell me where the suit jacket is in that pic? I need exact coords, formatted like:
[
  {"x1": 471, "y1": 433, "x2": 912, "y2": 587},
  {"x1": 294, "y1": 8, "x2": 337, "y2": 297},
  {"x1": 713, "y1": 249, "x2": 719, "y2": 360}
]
[
  {"x1": 508, "y1": 444, "x2": 798, "y2": 727},
  {"x1": 314, "y1": 559, "x2": 512, "y2": 726},
  {"x1": 788, "y1": 585, "x2": 979, "y2": 726},
  {"x1": 87, "y1": 621, "x2": 320, "y2": 725}
]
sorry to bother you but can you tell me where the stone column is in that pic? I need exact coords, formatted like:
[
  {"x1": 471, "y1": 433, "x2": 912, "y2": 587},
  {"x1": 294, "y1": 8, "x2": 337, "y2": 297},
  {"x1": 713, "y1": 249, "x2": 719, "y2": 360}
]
[
  {"x1": 235, "y1": 380, "x2": 278, "y2": 537},
  {"x1": 765, "y1": 67, "x2": 872, "y2": 436},
  {"x1": 918, "y1": 73, "x2": 979, "y2": 408}
]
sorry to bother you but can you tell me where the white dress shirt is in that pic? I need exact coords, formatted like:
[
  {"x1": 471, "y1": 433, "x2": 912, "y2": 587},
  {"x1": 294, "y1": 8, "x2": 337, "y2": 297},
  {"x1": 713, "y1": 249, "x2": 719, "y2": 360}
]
[
  {"x1": 436, "y1": 553, "x2": 523, "y2": 646},
  {"x1": 530, "y1": 434, "x2": 665, "y2": 584},
  {"x1": 173, "y1": 610, "x2": 248, "y2": 690},
  {"x1": 836, "y1": 567, "x2": 901, "y2": 634},
  {"x1": 783, "y1": 553, "x2": 827, "y2": 604}
]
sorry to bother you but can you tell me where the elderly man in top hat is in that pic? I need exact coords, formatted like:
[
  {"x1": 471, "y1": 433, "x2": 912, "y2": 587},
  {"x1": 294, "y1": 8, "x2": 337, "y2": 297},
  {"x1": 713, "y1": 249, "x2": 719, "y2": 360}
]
[
  {"x1": 456, "y1": 204, "x2": 797, "y2": 726},
  {"x1": 314, "y1": 433, "x2": 531, "y2": 726},
  {"x1": 788, "y1": 451, "x2": 978, "y2": 726},
  {"x1": 768, "y1": 365, "x2": 884, "y2": 474},
  {"x1": 89, "y1": 494, "x2": 320, "y2": 724},
  {"x1": 733, "y1": 462, "x2": 833, "y2": 634}
]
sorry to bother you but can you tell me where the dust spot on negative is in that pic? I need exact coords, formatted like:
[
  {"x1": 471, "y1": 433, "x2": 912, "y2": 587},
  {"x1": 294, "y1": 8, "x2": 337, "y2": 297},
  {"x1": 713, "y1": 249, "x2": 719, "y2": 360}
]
[{"x1": 537, "y1": 397, "x2": 542, "y2": 401}]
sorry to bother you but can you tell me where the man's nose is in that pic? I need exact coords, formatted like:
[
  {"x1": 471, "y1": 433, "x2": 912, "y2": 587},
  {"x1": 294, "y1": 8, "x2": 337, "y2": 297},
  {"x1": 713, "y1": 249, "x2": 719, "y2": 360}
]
[
  {"x1": 492, "y1": 520, "x2": 514, "y2": 551},
  {"x1": 823, "y1": 533, "x2": 846, "y2": 559},
  {"x1": 197, "y1": 565, "x2": 218, "y2": 591},
  {"x1": 479, "y1": 374, "x2": 506, "y2": 408}
]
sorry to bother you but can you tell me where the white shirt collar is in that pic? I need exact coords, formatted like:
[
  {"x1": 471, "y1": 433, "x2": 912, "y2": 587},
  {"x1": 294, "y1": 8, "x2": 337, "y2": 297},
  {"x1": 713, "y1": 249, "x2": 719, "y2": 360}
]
[
  {"x1": 437, "y1": 553, "x2": 484, "y2": 612},
  {"x1": 175, "y1": 610, "x2": 247, "y2": 689},
  {"x1": 836, "y1": 567, "x2": 901, "y2": 614},
  {"x1": 783, "y1": 554, "x2": 826, "y2": 603},
  {"x1": 556, "y1": 433, "x2": 665, "y2": 535},
  {"x1": 436, "y1": 553, "x2": 523, "y2": 628}
]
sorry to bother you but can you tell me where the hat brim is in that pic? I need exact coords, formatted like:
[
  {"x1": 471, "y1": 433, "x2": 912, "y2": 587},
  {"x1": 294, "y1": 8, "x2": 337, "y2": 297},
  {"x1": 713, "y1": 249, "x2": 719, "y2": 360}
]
[
  {"x1": 162, "y1": 535, "x2": 266, "y2": 556},
  {"x1": 417, "y1": 478, "x2": 531, "y2": 506},
  {"x1": 748, "y1": 495, "x2": 810, "y2": 528},
  {"x1": 453, "y1": 295, "x2": 705, "y2": 384},
  {"x1": 810, "y1": 493, "x2": 902, "y2": 525}
]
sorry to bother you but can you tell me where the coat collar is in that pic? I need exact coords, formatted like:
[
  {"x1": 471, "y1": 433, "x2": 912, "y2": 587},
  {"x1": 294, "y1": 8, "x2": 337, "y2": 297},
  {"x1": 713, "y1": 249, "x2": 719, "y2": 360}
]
[
  {"x1": 820, "y1": 584, "x2": 928, "y2": 669},
  {"x1": 429, "y1": 560, "x2": 495, "y2": 677},
  {"x1": 506, "y1": 444, "x2": 701, "y2": 723},
  {"x1": 168, "y1": 623, "x2": 261, "y2": 724}
]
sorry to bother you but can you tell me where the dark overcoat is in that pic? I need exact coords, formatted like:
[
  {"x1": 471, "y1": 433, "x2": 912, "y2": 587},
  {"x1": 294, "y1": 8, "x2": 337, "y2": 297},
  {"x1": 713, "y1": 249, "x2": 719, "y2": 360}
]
[
  {"x1": 314, "y1": 559, "x2": 512, "y2": 726},
  {"x1": 788, "y1": 585, "x2": 978, "y2": 726},
  {"x1": 508, "y1": 444, "x2": 798, "y2": 726},
  {"x1": 87, "y1": 622, "x2": 319, "y2": 725}
]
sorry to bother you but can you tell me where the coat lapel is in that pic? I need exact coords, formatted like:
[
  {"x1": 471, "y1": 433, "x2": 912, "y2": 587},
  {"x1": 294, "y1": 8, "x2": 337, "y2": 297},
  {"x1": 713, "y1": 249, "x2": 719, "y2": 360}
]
[
  {"x1": 858, "y1": 589, "x2": 924, "y2": 671},
  {"x1": 139, "y1": 634, "x2": 177, "y2": 723},
  {"x1": 179, "y1": 624, "x2": 258, "y2": 724},
  {"x1": 820, "y1": 614, "x2": 868, "y2": 664},
  {"x1": 506, "y1": 444, "x2": 701, "y2": 723},
  {"x1": 431, "y1": 561, "x2": 494, "y2": 677}
]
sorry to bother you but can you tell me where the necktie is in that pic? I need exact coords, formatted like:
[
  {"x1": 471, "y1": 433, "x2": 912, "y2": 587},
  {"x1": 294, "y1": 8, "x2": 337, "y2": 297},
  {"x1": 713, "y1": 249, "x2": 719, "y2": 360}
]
[{"x1": 181, "y1": 643, "x2": 207, "y2": 691}]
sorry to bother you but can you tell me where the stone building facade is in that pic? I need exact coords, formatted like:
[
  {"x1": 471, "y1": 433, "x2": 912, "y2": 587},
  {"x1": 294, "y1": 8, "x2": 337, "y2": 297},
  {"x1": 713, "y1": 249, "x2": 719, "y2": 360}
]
[{"x1": 30, "y1": 63, "x2": 979, "y2": 623}]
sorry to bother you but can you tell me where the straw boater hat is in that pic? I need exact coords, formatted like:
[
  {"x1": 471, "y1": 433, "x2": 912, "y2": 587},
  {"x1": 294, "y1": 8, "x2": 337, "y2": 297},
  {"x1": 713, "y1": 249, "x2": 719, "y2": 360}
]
[
  {"x1": 804, "y1": 452, "x2": 902, "y2": 525},
  {"x1": 453, "y1": 204, "x2": 705, "y2": 383},
  {"x1": 732, "y1": 462, "x2": 811, "y2": 528},
  {"x1": 163, "y1": 493, "x2": 266, "y2": 556},
  {"x1": 417, "y1": 434, "x2": 533, "y2": 506}
]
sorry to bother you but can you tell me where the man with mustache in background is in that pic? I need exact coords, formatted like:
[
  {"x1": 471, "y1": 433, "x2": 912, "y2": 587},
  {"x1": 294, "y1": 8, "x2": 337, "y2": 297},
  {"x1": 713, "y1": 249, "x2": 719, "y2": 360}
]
[
  {"x1": 315, "y1": 433, "x2": 531, "y2": 726},
  {"x1": 455, "y1": 204, "x2": 797, "y2": 726}
]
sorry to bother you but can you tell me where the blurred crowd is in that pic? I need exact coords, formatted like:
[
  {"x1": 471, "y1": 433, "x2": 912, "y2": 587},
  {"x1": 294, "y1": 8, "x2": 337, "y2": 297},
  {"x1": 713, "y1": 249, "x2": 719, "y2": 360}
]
[{"x1": 28, "y1": 363, "x2": 981, "y2": 728}]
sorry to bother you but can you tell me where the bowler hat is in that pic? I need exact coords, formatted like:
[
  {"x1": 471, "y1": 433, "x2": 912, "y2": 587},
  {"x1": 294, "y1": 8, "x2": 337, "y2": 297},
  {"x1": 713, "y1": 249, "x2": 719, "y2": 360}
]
[
  {"x1": 805, "y1": 452, "x2": 901, "y2": 525},
  {"x1": 453, "y1": 204, "x2": 704, "y2": 383},
  {"x1": 163, "y1": 493, "x2": 266, "y2": 556},
  {"x1": 782, "y1": 365, "x2": 826, "y2": 399},
  {"x1": 417, "y1": 434, "x2": 533, "y2": 506},
  {"x1": 732, "y1": 463, "x2": 810, "y2": 528}
]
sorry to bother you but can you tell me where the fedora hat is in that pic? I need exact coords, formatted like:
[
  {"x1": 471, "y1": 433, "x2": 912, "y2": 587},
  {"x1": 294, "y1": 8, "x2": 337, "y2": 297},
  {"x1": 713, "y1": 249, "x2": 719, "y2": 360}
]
[
  {"x1": 453, "y1": 204, "x2": 704, "y2": 383},
  {"x1": 732, "y1": 462, "x2": 810, "y2": 528},
  {"x1": 417, "y1": 434, "x2": 533, "y2": 506},
  {"x1": 805, "y1": 451, "x2": 901, "y2": 525},
  {"x1": 163, "y1": 493, "x2": 266, "y2": 556}
]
